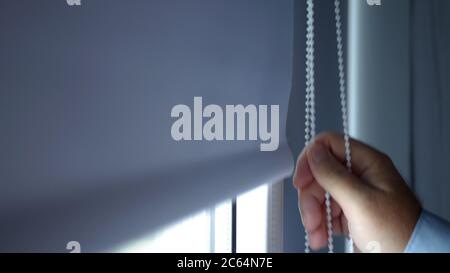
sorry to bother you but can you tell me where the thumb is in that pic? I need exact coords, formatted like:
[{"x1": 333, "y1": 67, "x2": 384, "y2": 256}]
[{"x1": 306, "y1": 142, "x2": 368, "y2": 209}]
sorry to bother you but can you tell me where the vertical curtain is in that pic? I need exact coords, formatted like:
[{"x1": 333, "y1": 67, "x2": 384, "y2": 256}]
[
  {"x1": 347, "y1": 0, "x2": 412, "y2": 182},
  {"x1": 411, "y1": 0, "x2": 450, "y2": 221},
  {"x1": 348, "y1": 0, "x2": 450, "y2": 222}
]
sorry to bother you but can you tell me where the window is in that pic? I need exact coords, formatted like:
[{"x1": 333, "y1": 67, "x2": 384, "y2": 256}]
[{"x1": 113, "y1": 181, "x2": 283, "y2": 253}]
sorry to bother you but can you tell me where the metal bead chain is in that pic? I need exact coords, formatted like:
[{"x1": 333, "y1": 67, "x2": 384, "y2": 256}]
[
  {"x1": 304, "y1": 0, "x2": 333, "y2": 253},
  {"x1": 304, "y1": 0, "x2": 353, "y2": 253},
  {"x1": 304, "y1": 0, "x2": 315, "y2": 253},
  {"x1": 334, "y1": 0, "x2": 354, "y2": 253}
]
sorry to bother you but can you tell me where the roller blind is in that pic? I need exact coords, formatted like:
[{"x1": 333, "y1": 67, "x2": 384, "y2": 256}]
[{"x1": 0, "y1": 0, "x2": 294, "y2": 252}]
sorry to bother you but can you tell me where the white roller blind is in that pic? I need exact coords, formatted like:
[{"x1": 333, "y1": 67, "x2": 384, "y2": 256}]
[{"x1": 0, "y1": 0, "x2": 294, "y2": 252}]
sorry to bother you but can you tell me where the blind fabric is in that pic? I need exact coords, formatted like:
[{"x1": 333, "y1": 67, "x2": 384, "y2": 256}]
[{"x1": 0, "y1": 0, "x2": 294, "y2": 252}]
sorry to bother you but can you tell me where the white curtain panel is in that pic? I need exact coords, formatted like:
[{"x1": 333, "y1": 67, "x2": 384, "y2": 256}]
[{"x1": 0, "y1": 0, "x2": 294, "y2": 252}]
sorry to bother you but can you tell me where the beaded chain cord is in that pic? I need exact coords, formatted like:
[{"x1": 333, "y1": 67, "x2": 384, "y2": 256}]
[{"x1": 304, "y1": 0, "x2": 353, "y2": 254}]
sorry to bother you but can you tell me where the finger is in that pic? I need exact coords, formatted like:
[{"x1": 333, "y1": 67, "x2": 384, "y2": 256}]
[
  {"x1": 298, "y1": 179, "x2": 342, "y2": 232},
  {"x1": 309, "y1": 218, "x2": 327, "y2": 250},
  {"x1": 322, "y1": 202, "x2": 345, "y2": 237},
  {"x1": 306, "y1": 141, "x2": 369, "y2": 210},
  {"x1": 293, "y1": 148, "x2": 313, "y2": 190},
  {"x1": 298, "y1": 188, "x2": 323, "y2": 232},
  {"x1": 308, "y1": 204, "x2": 347, "y2": 249},
  {"x1": 328, "y1": 197, "x2": 341, "y2": 218},
  {"x1": 314, "y1": 132, "x2": 392, "y2": 189}
]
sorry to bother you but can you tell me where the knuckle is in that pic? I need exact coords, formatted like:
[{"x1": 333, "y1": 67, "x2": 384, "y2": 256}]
[
  {"x1": 379, "y1": 152, "x2": 395, "y2": 169},
  {"x1": 371, "y1": 151, "x2": 392, "y2": 171}
]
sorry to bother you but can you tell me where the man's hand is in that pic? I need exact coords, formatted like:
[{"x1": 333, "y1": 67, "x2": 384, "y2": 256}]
[{"x1": 293, "y1": 132, "x2": 422, "y2": 253}]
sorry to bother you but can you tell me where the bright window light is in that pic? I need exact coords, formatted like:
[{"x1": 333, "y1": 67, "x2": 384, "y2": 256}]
[
  {"x1": 113, "y1": 182, "x2": 276, "y2": 253},
  {"x1": 115, "y1": 210, "x2": 212, "y2": 253},
  {"x1": 212, "y1": 201, "x2": 232, "y2": 253},
  {"x1": 236, "y1": 184, "x2": 269, "y2": 253}
]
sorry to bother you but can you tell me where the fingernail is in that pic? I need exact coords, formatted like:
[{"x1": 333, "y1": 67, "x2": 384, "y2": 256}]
[{"x1": 310, "y1": 143, "x2": 329, "y2": 164}]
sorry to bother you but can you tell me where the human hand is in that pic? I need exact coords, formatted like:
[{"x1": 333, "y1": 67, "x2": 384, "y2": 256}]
[{"x1": 293, "y1": 132, "x2": 422, "y2": 253}]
